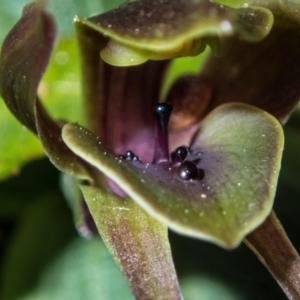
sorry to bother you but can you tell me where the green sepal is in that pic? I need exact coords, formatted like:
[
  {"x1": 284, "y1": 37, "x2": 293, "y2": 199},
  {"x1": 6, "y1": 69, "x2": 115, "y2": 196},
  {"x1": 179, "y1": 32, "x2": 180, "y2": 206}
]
[{"x1": 81, "y1": 185, "x2": 182, "y2": 300}]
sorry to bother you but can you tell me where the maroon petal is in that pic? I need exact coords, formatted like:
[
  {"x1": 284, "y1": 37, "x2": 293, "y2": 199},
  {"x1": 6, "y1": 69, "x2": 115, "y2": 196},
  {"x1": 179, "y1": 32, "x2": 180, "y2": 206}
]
[
  {"x1": 0, "y1": 2, "x2": 91, "y2": 180},
  {"x1": 0, "y1": 2, "x2": 55, "y2": 133},
  {"x1": 200, "y1": 2, "x2": 300, "y2": 123}
]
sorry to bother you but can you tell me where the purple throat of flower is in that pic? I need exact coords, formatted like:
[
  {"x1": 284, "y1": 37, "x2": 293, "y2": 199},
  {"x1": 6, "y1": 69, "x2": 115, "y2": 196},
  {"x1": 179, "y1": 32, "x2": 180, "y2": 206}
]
[{"x1": 118, "y1": 102, "x2": 205, "y2": 183}]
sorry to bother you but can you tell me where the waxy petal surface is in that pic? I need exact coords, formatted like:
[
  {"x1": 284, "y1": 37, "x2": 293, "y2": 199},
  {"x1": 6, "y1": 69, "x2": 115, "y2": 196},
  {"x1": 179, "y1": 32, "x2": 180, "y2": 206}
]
[
  {"x1": 81, "y1": 186, "x2": 182, "y2": 300},
  {"x1": 80, "y1": 0, "x2": 273, "y2": 66},
  {"x1": 62, "y1": 103, "x2": 283, "y2": 248},
  {"x1": 0, "y1": 2, "x2": 91, "y2": 180},
  {"x1": 201, "y1": 0, "x2": 300, "y2": 123},
  {"x1": 0, "y1": 2, "x2": 55, "y2": 133}
]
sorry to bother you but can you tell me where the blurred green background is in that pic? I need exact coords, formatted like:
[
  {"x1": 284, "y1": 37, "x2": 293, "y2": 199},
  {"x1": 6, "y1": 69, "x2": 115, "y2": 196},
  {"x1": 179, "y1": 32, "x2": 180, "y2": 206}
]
[{"x1": 1, "y1": 0, "x2": 300, "y2": 299}]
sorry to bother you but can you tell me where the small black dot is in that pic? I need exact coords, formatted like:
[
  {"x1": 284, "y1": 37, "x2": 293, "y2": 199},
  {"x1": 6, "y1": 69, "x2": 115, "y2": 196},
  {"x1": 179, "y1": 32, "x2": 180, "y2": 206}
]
[
  {"x1": 171, "y1": 146, "x2": 190, "y2": 162},
  {"x1": 125, "y1": 151, "x2": 135, "y2": 160},
  {"x1": 120, "y1": 150, "x2": 140, "y2": 162},
  {"x1": 153, "y1": 102, "x2": 173, "y2": 115},
  {"x1": 178, "y1": 161, "x2": 199, "y2": 180}
]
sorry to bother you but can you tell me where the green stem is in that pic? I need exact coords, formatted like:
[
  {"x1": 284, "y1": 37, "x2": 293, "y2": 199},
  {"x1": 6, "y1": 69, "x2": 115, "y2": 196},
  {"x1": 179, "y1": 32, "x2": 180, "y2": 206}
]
[{"x1": 244, "y1": 210, "x2": 300, "y2": 300}]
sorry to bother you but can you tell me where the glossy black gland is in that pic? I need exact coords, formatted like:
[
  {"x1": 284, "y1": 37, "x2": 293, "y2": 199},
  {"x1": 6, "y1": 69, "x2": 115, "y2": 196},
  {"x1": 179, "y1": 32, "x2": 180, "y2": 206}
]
[
  {"x1": 153, "y1": 102, "x2": 173, "y2": 117},
  {"x1": 178, "y1": 161, "x2": 199, "y2": 180},
  {"x1": 171, "y1": 146, "x2": 190, "y2": 163},
  {"x1": 119, "y1": 151, "x2": 140, "y2": 161},
  {"x1": 127, "y1": 151, "x2": 140, "y2": 161},
  {"x1": 126, "y1": 151, "x2": 135, "y2": 159}
]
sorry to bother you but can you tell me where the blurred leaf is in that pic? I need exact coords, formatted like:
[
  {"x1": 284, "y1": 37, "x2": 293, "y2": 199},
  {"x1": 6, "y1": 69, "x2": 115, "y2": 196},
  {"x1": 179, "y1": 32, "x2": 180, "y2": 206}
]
[
  {"x1": 0, "y1": 101, "x2": 44, "y2": 180},
  {"x1": 0, "y1": 0, "x2": 30, "y2": 40},
  {"x1": 0, "y1": 0, "x2": 124, "y2": 40},
  {"x1": 40, "y1": 38, "x2": 83, "y2": 123},
  {"x1": 0, "y1": 158, "x2": 59, "y2": 219},
  {"x1": 26, "y1": 238, "x2": 134, "y2": 300},
  {"x1": 47, "y1": 0, "x2": 124, "y2": 35},
  {"x1": 170, "y1": 229, "x2": 286, "y2": 300},
  {"x1": 0, "y1": 183, "x2": 76, "y2": 299},
  {"x1": 0, "y1": 158, "x2": 133, "y2": 300},
  {"x1": 180, "y1": 275, "x2": 241, "y2": 300}
]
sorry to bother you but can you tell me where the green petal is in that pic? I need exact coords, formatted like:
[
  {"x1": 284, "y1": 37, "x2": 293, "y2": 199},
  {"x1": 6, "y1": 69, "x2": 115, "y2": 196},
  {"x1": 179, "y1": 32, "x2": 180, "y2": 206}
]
[
  {"x1": 76, "y1": 0, "x2": 273, "y2": 66},
  {"x1": 81, "y1": 186, "x2": 182, "y2": 300},
  {"x1": 212, "y1": 0, "x2": 250, "y2": 8},
  {"x1": 61, "y1": 103, "x2": 284, "y2": 248}
]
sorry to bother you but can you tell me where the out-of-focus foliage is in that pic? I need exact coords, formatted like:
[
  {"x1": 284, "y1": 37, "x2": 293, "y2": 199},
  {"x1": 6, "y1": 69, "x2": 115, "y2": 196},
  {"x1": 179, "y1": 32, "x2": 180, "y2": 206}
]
[
  {"x1": 0, "y1": 0, "x2": 123, "y2": 38},
  {"x1": 0, "y1": 160, "x2": 133, "y2": 300}
]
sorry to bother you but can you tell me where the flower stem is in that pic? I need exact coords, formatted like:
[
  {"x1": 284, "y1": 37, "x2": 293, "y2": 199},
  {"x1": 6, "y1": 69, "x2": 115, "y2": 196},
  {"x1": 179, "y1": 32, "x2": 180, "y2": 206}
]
[{"x1": 244, "y1": 210, "x2": 300, "y2": 300}]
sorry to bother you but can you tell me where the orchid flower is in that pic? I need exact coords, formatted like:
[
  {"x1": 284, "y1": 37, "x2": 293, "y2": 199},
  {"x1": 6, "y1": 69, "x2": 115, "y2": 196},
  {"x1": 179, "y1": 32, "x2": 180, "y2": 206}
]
[{"x1": 1, "y1": 0, "x2": 300, "y2": 299}]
